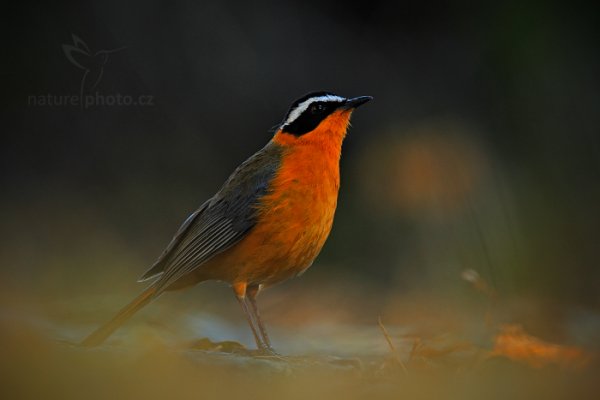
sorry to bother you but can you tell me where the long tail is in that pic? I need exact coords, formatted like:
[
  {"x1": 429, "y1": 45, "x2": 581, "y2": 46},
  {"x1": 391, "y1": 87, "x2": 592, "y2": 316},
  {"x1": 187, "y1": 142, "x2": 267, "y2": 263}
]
[{"x1": 80, "y1": 286, "x2": 158, "y2": 347}]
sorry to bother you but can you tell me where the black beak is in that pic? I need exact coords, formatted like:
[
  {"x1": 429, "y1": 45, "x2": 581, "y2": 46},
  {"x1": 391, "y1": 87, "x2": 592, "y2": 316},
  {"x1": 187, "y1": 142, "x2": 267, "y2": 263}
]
[{"x1": 342, "y1": 96, "x2": 373, "y2": 109}]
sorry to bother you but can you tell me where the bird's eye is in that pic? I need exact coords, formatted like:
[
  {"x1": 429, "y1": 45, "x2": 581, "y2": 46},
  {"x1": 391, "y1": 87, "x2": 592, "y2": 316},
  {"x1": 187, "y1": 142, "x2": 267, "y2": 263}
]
[{"x1": 310, "y1": 103, "x2": 326, "y2": 114}]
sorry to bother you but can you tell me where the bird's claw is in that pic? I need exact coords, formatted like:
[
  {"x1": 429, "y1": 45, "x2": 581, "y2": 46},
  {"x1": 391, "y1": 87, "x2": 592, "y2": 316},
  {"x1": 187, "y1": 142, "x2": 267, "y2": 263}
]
[{"x1": 255, "y1": 346, "x2": 284, "y2": 359}]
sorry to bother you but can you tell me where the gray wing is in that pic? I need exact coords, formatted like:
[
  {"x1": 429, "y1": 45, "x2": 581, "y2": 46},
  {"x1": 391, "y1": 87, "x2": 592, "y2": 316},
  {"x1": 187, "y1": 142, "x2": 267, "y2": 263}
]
[
  {"x1": 138, "y1": 202, "x2": 209, "y2": 282},
  {"x1": 139, "y1": 141, "x2": 283, "y2": 293}
]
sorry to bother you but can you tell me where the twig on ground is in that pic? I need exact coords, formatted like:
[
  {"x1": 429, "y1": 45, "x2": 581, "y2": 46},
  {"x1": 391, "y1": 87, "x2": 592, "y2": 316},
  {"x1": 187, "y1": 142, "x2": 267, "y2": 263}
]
[{"x1": 378, "y1": 316, "x2": 408, "y2": 373}]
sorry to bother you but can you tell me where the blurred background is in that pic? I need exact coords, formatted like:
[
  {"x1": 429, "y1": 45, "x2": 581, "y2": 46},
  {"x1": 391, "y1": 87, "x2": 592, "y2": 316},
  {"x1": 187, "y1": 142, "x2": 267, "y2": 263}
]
[{"x1": 2, "y1": 1, "x2": 600, "y2": 394}]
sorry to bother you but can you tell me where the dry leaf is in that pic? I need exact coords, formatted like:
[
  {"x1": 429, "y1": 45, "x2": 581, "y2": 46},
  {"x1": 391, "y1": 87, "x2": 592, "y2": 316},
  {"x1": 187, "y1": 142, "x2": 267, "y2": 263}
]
[{"x1": 490, "y1": 324, "x2": 590, "y2": 368}]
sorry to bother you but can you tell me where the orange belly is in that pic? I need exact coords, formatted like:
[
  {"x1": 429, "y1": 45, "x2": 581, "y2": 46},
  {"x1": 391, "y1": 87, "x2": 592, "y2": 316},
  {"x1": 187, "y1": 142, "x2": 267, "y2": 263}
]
[
  {"x1": 202, "y1": 139, "x2": 341, "y2": 287},
  {"x1": 171, "y1": 111, "x2": 351, "y2": 291}
]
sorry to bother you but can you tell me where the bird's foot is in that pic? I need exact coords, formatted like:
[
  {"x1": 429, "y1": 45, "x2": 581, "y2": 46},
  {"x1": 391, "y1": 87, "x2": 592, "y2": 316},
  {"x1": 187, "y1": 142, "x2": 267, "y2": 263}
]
[{"x1": 254, "y1": 345, "x2": 284, "y2": 360}]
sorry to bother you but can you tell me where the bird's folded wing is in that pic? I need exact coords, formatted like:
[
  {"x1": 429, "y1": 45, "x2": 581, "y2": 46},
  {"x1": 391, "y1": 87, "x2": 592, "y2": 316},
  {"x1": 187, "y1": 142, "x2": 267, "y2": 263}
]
[
  {"x1": 141, "y1": 142, "x2": 283, "y2": 292},
  {"x1": 138, "y1": 202, "x2": 209, "y2": 282}
]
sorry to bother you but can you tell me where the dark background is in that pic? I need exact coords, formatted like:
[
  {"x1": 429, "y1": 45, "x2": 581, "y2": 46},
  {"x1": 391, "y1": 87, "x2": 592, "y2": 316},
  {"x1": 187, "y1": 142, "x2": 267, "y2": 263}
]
[{"x1": 3, "y1": 0, "x2": 600, "y2": 314}]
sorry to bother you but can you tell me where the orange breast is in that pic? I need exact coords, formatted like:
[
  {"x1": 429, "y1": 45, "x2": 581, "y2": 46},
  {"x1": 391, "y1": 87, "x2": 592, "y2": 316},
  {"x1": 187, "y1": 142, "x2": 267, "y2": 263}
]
[{"x1": 208, "y1": 110, "x2": 351, "y2": 287}]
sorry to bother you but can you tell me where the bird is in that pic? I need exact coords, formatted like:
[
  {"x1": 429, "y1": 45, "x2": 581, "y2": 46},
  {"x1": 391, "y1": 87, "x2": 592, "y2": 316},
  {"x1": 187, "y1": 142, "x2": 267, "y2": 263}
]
[
  {"x1": 81, "y1": 91, "x2": 372, "y2": 353},
  {"x1": 62, "y1": 34, "x2": 126, "y2": 100}
]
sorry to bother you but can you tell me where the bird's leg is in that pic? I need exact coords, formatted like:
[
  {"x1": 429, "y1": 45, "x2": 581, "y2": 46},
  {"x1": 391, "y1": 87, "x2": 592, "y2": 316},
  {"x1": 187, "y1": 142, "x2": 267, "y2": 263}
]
[
  {"x1": 232, "y1": 282, "x2": 264, "y2": 350},
  {"x1": 246, "y1": 284, "x2": 274, "y2": 352}
]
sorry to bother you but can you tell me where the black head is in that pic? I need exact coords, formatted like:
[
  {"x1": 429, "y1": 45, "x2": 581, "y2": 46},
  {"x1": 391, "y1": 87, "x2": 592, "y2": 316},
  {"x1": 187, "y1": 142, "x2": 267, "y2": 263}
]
[{"x1": 279, "y1": 91, "x2": 372, "y2": 136}]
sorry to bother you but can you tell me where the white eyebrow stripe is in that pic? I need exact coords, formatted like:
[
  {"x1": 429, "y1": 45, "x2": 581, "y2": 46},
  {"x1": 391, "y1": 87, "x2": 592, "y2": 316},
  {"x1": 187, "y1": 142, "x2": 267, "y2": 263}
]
[{"x1": 282, "y1": 95, "x2": 345, "y2": 127}]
